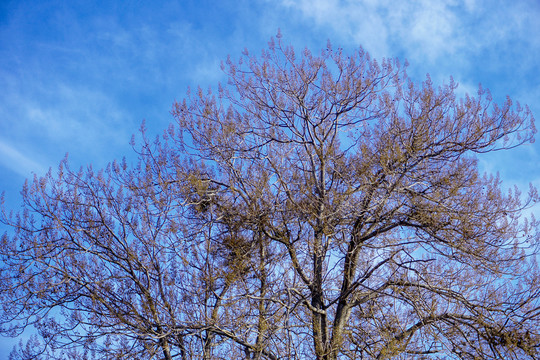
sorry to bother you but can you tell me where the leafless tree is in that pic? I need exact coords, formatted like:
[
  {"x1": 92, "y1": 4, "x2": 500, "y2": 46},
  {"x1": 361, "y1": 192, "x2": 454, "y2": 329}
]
[{"x1": 2, "y1": 34, "x2": 539, "y2": 359}]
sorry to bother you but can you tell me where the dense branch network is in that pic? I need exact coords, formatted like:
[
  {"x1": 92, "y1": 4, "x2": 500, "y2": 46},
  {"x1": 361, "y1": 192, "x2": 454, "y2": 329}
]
[{"x1": 1, "y1": 35, "x2": 539, "y2": 360}]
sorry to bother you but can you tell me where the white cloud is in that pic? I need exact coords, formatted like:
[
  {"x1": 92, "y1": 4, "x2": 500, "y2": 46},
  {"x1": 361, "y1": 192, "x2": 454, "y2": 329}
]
[
  {"x1": 278, "y1": 0, "x2": 391, "y2": 57},
  {"x1": 404, "y1": 2, "x2": 460, "y2": 59},
  {"x1": 276, "y1": 0, "x2": 539, "y2": 69},
  {"x1": 0, "y1": 140, "x2": 47, "y2": 178}
]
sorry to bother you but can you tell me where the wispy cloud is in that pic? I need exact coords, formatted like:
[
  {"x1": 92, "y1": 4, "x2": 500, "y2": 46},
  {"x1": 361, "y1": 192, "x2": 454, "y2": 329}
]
[
  {"x1": 0, "y1": 140, "x2": 47, "y2": 178},
  {"x1": 276, "y1": 0, "x2": 540, "y2": 85},
  {"x1": 0, "y1": 1, "x2": 264, "y2": 185},
  {"x1": 0, "y1": 66, "x2": 137, "y2": 171}
]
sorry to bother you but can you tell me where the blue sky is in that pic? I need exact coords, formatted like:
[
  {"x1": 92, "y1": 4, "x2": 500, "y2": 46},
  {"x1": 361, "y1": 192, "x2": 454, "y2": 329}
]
[{"x1": 0, "y1": 0, "x2": 539, "y2": 354}]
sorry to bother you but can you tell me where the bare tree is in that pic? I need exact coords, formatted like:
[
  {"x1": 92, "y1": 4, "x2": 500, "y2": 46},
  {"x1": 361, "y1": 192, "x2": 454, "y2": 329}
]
[{"x1": 1, "y1": 34, "x2": 539, "y2": 359}]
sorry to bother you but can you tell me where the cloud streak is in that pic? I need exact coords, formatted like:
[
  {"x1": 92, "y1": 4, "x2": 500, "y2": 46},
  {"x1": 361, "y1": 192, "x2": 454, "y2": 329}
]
[{"x1": 0, "y1": 140, "x2": 47, "y2": 178}]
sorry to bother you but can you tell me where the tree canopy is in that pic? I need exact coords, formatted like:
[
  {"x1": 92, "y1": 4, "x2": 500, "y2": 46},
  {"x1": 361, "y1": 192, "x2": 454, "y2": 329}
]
[{"x1": 1, "y1": 35, "x2": 539, "y2": 360}]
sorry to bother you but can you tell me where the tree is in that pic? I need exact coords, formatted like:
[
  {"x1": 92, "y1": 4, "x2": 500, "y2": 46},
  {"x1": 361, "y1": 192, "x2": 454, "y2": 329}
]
[{"x1": 1, "y1": 34, "x2": 539, "y2": 359}]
